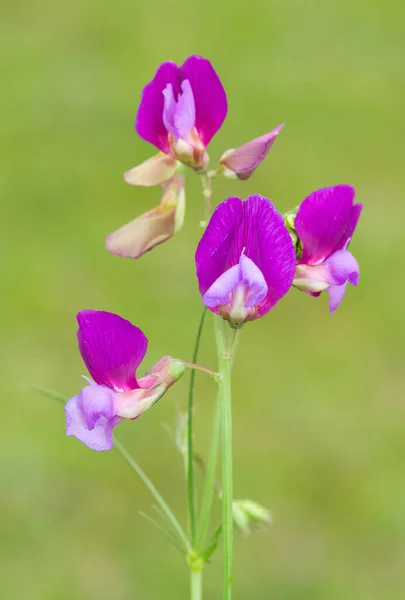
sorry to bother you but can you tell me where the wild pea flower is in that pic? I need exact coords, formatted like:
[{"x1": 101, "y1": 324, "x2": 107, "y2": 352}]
[
  {"x1": 106, "y1": 175, "x2": 185, "y2": 259},
  {"x1": 65, "y1": 310, "x2": 185, "y2": 451},
  {"x1": 292, "y1": 185, "x2": 362, "y2": 313},
  {"x1": 130, "y1": 55, "x2": 227, "y2": 178},
  {"x1": 195, "y1": 195, "x2": 296, "y2": 326},
  {"x1": 219, "y1": 124, "x2": 284, "y2": 180}
]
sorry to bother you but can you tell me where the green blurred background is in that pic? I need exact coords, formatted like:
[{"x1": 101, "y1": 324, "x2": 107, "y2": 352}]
[{"x1": 1, "y1": 0, "x2": 404, "y2": 598}]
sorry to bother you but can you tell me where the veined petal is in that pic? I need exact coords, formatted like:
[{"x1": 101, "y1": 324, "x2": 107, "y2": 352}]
[
  {"x1": 124, "y1": 153, "x2": 178, "y2": 187},
  {"x1": 106, "y1": 175, "x2": 185, "y2": 259},
  {"x1": 174, "y1": 80, "x2": 196, "y2": 140},
  {"x1": 243, "y1": 195, "x2": 296, "y2": 317},
  {"x1": 65, "y1": 391, "x2": 121, "y2": 451},
  {"x1": 295, "y1": 185, "x2": 356, "y2": 264},
  {"x1": 180, "y1": 55, "x2": 227, "y2": 146},
  {"x1": 335, "y1": 203, "x2": 363, "y2": 252},
  {"x1": 220, "y1": 125, "x2": 284, "y2": 180},
  {"x1": 136, "y1": 61, "x2": 181, "y2": 153},
  {"x1": 196, "y1": 196, "x2": 244, "y2": 300},
  {"x1": 77, "y1": 311, "x2": 148, "y2": 391}
]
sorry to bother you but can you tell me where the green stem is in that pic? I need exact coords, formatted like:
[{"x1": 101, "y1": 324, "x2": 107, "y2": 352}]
[
  {"x1": 213, "y1": 317, "x2": 236, "y2": 600},
  {"x1": 187, "y1": 306, "x2": 208, "y2": 546},
  {"x1": 114, "y1": 436, "x2": 191, "y2": 554},
  {"x1": 196, "y1": 388, "x2": 221, "y2": 550},
  {"x1": 190, "y1": 567, "x2": 203, "y2": 600}
]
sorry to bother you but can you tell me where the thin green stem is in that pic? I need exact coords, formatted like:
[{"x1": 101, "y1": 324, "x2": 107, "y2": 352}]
[
  {"x1": 196, "y1": 388, "x2": 221, "y2": 550},
  {"x1": 114, "y1": 436, "x2": 191, "y2": 554},
  {"x1": 187, "y1": 306, "x2": 208, "y2": 546},
  {"x1": 213, "y1": 317, "x2": 237, "y2": 600},
  {"x1": 190, "y1": 567, "x2": 203, "y2": 600}
]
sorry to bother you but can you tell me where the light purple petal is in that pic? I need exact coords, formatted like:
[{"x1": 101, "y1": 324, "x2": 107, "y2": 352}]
[
  {"x1": 180, "y1": 55, "x2": 227, "y2": 146},
  {"x1": 65, "y1": 389, "x2": 121, "y2": 451},
  {"x1": 221, "y1": 125, "x2": 284, "y2": 180},
  {"x1": 327, "y1": 283, "x2": 348, "y2": 314},
  {"x1": 162, "y1": 84, "x2": 177, "y2": 135},
  {"x1": 80, "y1": 383, "x2": 115, "y2": 429},
  {"x1": 295, "y1": 185, "x2": 356, "y2": 264},
  {"x1": 196, "y1": 197, "x2": 244, "y2": 306},
  {"x1": 242, "y1": 195, "x2": 296, "y2": 317},
  {"x1": 202, "y1": 263, "x2": 241, "y2": 307},
  {"x1": 136, "y1": 61, "x2": 181, "y2": 153},
  {"x1": 174, "y1": 80, "x2": 196, "y2": 140},
  {"x1": 77, "y1": 311, "x2": 148, "y2": 391},
  {"x1": 324, "y1": 249, "x2": 360, "y2": 286},
  {"x1": 239, "y1": 254, "x2": 268, "y2": 307}
]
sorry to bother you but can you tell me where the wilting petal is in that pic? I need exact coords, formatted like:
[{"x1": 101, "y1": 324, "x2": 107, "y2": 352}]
[
  {"x1": 136, "y1": 61, "x2": 181, "y2": 153},
  {"x1": 242, "y1": 195, "x2": 296, "y2": 317},
  {"x1": 174, "y1": 80, "x2": 196, "y2": 140},
  {"x1": 295, "y1": 185, "x2": 356, "y2": 264},
  {"x1": 196, "y1": 196, "x2": 244, "y2": 301},
  {"x1": 106, "y1": 175, "x2": 185, "y2": 259},
  {"x1": 220, "y1": 125, "x2": 284, "y2": 180},
  {"x1": 65, "y1": 389, "x2": 121, "y2": 451},
  {"x1": 124, "y1": 153, "x2": 178, "y2": 187},
  {"x1": 181, "y1": 55, "x2": 227, "y2": 146},
  {"x1": 327, "y1": 283, "x2": 348, "y2": 314},
  {"x1": 77, "y1": 311, "x2": 148, "y2": 391}
]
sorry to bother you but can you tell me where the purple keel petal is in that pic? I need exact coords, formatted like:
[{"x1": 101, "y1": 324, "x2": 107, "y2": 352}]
[
  {"x1": 295, "y1": 185, "x2": 356, "y2": 264},
  {"x1": 65, "y1": 389, "x2": 120, "y2": 451},
  {"x1": 196, "y1": 196, "x2": 244, "y2": 302},
  {"x1": 324, "y1": 249, "x2": 360, "y2": 286},
  {"x1": 162, "y1": 84, "x2": 177, "y2": 136},
  {"x1": 181, "y1": 55, "x2": 227, "y2": 146},
  {"x1": 220, "y1": 124, "x2": 284, "y2": 180},
  {"x1": 239, "y1": 254, "x2": 268, "y2": 307},
  {"x1": 77, "y1": 311, "x2": 148, "y2": 391},
  {"x1": 243, "y1": 195, "x2": 296, "y2": 317},
  {"x1": 136, "y1": 62, "x2": 181, "y2": 153},
  {"x1": 202, "y1": 263, "x2": 241, "y2": 308}
]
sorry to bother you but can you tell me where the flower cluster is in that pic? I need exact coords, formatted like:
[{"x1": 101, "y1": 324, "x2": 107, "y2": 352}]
[{"x1": 65, "y1": 55, "x2": 362, "y2": 452}]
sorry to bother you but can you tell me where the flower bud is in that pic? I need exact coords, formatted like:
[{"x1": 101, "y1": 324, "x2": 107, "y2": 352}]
[{"x1": 232, "y1": 499, "x2": 272, "y2": 535}]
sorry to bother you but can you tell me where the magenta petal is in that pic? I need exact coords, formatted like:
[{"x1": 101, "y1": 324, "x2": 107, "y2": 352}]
[
  {"x1": 324, "y1": 250, "x2": 360, "y2": 286},
  {"x1": 221, "y1": 124, "x2": 284, "y2": 180},
  {"x1": 136, "y1": 61, "x2": 181, "y2": 153},
  {"x1": 327, "y1": 283, "x2": 348, "y2": 314},
  {"x1": 181, "y1": 55, "x2": 227, "y2": 146},
  {"x1": 77, "y1": 311, "x2": 148, "y2": 391},
  {"x1": 243, "y1": 195, "x2": 296, "y2": 317},
  {"x1": 295, "y1": 185, "x2": 356, "y2": 264},
  {"x1": 335, "y1": 203, "x2": 363, "y2": 252},
  {"x1": 196, "y1": 197, "x2": 244, "y2": 299},
  {"x1": 65, "y1": 389, "x2": 121, "y2": 451}
]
